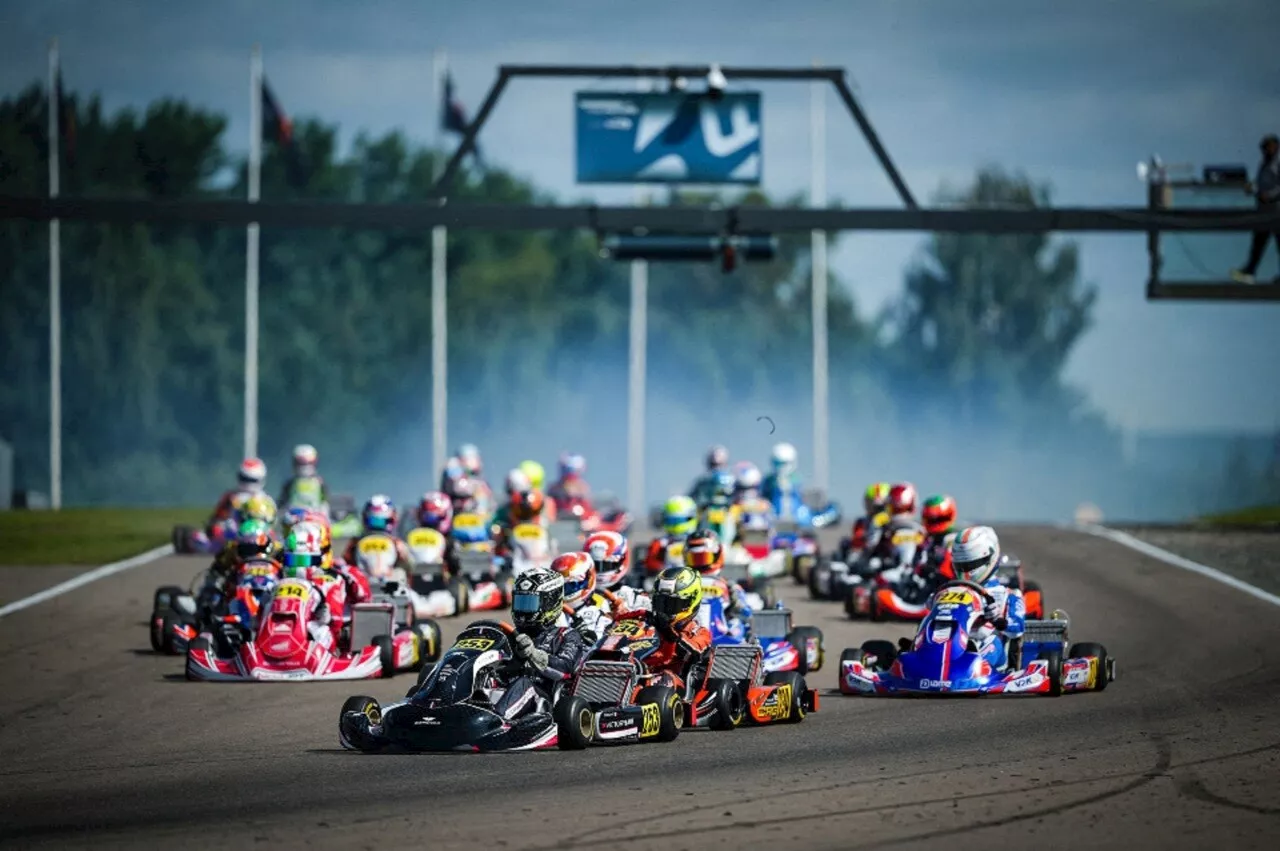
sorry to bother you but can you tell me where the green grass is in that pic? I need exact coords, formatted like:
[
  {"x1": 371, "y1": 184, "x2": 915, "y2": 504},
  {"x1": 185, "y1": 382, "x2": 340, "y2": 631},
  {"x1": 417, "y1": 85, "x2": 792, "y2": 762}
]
[
  {"x1": 0, "y1": 507, "x2": 206, "y2": 565},
  {"x1": 1199, "y1": 504, "x2": 1280, "y2": 527}
]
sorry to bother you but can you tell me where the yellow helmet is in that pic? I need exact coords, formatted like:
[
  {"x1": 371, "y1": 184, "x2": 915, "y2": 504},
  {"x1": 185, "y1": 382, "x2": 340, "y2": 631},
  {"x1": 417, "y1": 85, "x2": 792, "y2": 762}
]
[
  {"x1": 241, "y1": 493, "x2": 278, "y2": 525},
  {"x1": 519, "y1": 460, "x2": 546, "y2": 490},
  {"x1": 651, "y1": 566, "x2": 703, "y2": 629}
]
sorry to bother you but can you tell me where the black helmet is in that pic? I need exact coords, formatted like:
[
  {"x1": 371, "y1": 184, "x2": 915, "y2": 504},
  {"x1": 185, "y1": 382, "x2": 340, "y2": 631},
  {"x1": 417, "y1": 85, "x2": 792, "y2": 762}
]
[{"x1": 511, "y1": 566, "x2": 564, "y2": 631}]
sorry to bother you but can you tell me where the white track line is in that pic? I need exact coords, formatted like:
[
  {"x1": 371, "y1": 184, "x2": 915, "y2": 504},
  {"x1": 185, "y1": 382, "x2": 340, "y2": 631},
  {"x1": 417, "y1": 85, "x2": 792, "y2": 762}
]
[
  {"x1": 1076, "y1": 523, "x2": 1280, "y2": 608},
  {"x1": 0, "y1": 543, "x2": 174, "y2": 620}
]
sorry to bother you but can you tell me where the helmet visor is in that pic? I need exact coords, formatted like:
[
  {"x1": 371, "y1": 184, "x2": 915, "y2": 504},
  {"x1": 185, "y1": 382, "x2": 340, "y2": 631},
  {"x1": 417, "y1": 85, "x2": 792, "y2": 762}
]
[
  {"x1": 653, "y1": 593, "x2": 690, "y2": 620},
  {"x1": 237, "y1": 541, "x2": 271, "y2": 560},
  {"x1": 511, "y1": 592, "x2": 542, "y2": 614},
  {"x1": 365, "y1": 515, "x2": 391, "y2": 531},
  {"x1": 952, "y1": 555, "x2": 992, "y2": 579},
  {"x1": 563, "y1": 577, "x2": 592, "y2": 601}
]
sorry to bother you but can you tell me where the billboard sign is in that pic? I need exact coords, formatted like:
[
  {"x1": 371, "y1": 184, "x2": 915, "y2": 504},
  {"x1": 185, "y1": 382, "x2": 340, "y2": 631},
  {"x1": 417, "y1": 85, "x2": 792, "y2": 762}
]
[{"x1": 575, "y1": 91, "x2": 762, "y2": 184}]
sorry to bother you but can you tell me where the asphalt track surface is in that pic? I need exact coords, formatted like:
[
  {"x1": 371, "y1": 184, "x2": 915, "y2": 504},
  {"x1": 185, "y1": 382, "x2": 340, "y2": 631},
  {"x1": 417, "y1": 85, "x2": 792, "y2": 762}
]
[{"x1": 2, "y1": 526, "x2": 1279, "y2": 850}]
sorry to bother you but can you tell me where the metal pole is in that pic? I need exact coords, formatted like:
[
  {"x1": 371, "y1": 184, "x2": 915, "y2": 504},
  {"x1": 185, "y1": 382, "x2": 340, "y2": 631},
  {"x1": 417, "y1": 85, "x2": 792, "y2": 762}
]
[
  {"x1": 810, "y1": 61, "x2": 829, "y2": 494},
  {"x1": 628, "y1": 256, "x2": 647, "y2": 515},
  {"x1": 48, "y1": 39, "x2": 62, "y2": 509},
  {"x1": 431, "y1": 49, "x2": 448, "y2": 479},
  {"x1": 244, "y1": 45, "x2": 262, "y2": 460}
]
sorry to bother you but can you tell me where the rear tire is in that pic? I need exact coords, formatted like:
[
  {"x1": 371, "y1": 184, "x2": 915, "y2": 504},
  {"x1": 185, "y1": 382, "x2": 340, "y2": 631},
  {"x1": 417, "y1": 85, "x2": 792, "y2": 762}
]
[
  {"x1": 1068, "y1": 641, "x2": 1112, "y2": 691},
  {"x1": 762, "y1": 670, "x2": 807, "y2": 723},
  {"x1": 704, "y1": 678, "x2": 745, "y2": 730},
  {"x1": 447, "y1": 576, "x2": 469, "y2": 614},
  {"x1": 554, "y1": 695, "x2": 593, "y2": 750},
  {"x1": 787, "y1": 626, "x2": 824, "y2": 674},
  {"x1": 414, "y1": 619, "x2": 442, "y2": 664},
  {"x1": 634, "y1": 685, "x2": 683, "y2": 742},
  {"x1": 153, "y1": 585, "x2": 185, "y2": 612},
  {"x1": 373, "y1": 635, "x2": 396, "y2": 678},
  {"x1": 159, "y1": 612, "x2": 184, "y2": 655},
  {"x1": 171, "y1": 526, "x2": 193, "y2": 553}
]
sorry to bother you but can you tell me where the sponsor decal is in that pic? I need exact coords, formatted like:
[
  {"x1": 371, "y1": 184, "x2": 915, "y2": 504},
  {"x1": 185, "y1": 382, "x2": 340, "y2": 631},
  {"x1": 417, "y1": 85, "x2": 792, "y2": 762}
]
[
  {"x1": 414, "y1": 716, "x2": 441, "y2": 726},
  {"x1": 453, "y1": 514, "x2": 483, "y2": 529},
  {"x1": 513, "y1": 525, "x2": 544, "y2": 541},
  {"x1": 935, "y1": 589, "x2": 975, "y2": 605},
  {"x1": 275, "y1": 582, "x2": 310, "y2": 599},
  {"x1": 358, "y1": 537, "x2": 393, "y2": 554},
  {"x1": 1063, "y1": 659, "x2": 1096, "y2": 688},
  {"x1": 407, "y1": 528, "x2": 445, "y2": 547},
  {"x1": 601, "y1": 716, "x2": 636, "y2": 732},
  {"x1": 1007, "y1": 673, "x2": 1042, "y2": 691},
  {"x1": 640, "y1": 703, "x2": 661, "y2": 738},
  {"x1": 452, "y1": 637, "x2": 496, "y2": 651},
  {"x1": 756, "y1": 684, "x2": 792, "y2": 720},
  {"x1": 608, "y1": 620, "x2": 648, "y2": 637},
  {"x1": 254, "y1": 669, "x2": 310, "y2": 680},
  {"x1": 918, "y1": 679, "x2": 952, "y2": 689}
]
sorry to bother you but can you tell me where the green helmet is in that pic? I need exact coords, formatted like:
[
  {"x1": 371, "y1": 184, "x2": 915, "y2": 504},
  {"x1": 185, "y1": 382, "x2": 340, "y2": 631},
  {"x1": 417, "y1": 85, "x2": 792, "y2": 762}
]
[
  {"x1": 238, "y1": 518, "x2": 272, "y2": 538},
  {"x1": 662, "y1": 495, "x2": 698, "y2": 539}
]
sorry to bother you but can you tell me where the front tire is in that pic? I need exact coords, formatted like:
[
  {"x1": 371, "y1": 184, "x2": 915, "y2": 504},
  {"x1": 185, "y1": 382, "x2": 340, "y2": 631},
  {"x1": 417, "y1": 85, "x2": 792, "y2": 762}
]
[
  {"x1": 1038, "y1": 647, "x2": 1064, "y2": 696},
  {"x1": 787, "y1": 626, "x2": 824, "y2": 674},
  {"x1": 635, "y1": 685, "x2": 683, "y2": 742},
  {"x1": 762, "y1": 670, "x2": 808, "y2": 723},
  {"x1": 373, "y1": 635, "x2": 396, "y2": 678},
  {"x1": 1068, "y1": 641, "x2": 1112, "y2": 691},
  {"x1": 704, "y1": 678, "x2": 746, "y2": 730},
  {"x1": 339, "y1": 695, "x2": 385, "y2": 752},
  {"x1": 554, "y1": 695, "x2": 593, "y2": 750},
  {"x1": 414, "y1": 619, "x2": 442, "y2": 664}
]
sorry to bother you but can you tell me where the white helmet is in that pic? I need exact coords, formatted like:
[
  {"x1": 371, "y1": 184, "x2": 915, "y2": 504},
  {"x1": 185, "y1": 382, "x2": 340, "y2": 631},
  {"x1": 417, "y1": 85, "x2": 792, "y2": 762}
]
[
  {"x1": 733, "y1": 461, "x2": 762, "y2": 492},
  {"x1": 292, "y1": 444, "x2": 318, "y2": 476},
  {"x1": 505, "y1": 467, "x2": 531, "y2": 496},
  {"x1": 456, "y1": 443, "x2": 482, "y2": 475},
  {"x1": 771, "y1": 442, "x2": 797, "y2": 474},
  {"x1": 950, "y1": 526, "x2": 1001, "y2": 585},
  {"x1": 238, "y1": 457, "x2": 267, "y2": 492}
]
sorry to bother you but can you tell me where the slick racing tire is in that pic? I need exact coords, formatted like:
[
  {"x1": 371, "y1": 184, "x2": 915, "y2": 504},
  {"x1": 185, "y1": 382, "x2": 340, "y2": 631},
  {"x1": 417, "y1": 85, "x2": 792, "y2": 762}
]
[
  {"x1": 1037, "y1": 647, "x2": 1065, "y2": 697},
  {"x1": 762, "y1": 671, "x2": 808, "y2": 723},
  {"x1": 160, "y1": 612, "x2": 186, "y2": 655},
  {"x1": 554, "y1": 695, "x2": 593, "y2": 750},
  {"x1": 704, "y1": 678, "x2": 746, "y2": 730},
  {"x1": 414, "y1": 619, "x2": 443, "y2": 666},
  {"x1": 447, "y1": 576, "x2": 469, "y2": 614},
  {"x1": 153, "y1": 585, "x2": 185, "y2": 612},
  {"x1": 1068, "y1": 641, "x2": 1113, "y2": 691},
  {"x1": 787, "y1": 626, "x2": 824, "y2": 674},
  {"x1": 339, "y1": 695, "x2": 386, "y2": 752},
  {"x1": 373, "y1": 635, "x2": 396, "y2": 678},
  {"x1": 807, "y1": 562, "x2": 827, "y2": 600},
  {"x1": 634, "y1": 685, "x2": 683, "y2": 742},
  {"x1": 171, "y1": 525, "x2": 194, "y2": 554},
  {"x1": 858, "y1": 639, "x2": 898, "y2": 671}
]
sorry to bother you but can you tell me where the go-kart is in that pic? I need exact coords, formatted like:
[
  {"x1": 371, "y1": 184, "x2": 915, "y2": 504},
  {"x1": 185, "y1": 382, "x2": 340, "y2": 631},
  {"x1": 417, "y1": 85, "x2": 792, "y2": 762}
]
[
  {"x1": 149, "y1": 558, "x2": 281, "y2": 655},
  {"x1": 403, "y1": 526, "x2": 470, "y2": 617},
  {"x1": 561, "y1": 614, "x2": 818, "y2": 745},
  {"x1": 186, "y1": 577, "x2": 437, "y2": 682},
  {"x1": 171, "y1": 515, "x2": 238, "y2": 555},
  {"x1": 339, "y1": 620, "x2": 577, "y2": 752},
  {"x1": 837, "y1": 580, "x2": 1115, "y2": 696},
  {"x1": 699, "y1": 580, "x2": 823, "y2": 675},
  {"x1": 500, "y1": 522, "x2": 554, "y2": 577},
  {"x1": 554, "y1": 494, "x2": 633, "y2": 539},
  {"x1": 449, "y1": 512, "x2": 512, "y2": 612},
  {"x1": 842, "y1": 526, "x2": 928, "y2": 619},
  {"x1": 731, "y1": 524, "x2": 790, "y2": 581}
]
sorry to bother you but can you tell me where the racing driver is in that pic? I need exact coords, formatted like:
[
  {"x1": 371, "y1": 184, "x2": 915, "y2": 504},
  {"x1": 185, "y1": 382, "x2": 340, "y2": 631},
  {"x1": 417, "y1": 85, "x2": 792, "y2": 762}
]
[{"x1": 494, "y1": 567, "x2": 587, "y2": 721}]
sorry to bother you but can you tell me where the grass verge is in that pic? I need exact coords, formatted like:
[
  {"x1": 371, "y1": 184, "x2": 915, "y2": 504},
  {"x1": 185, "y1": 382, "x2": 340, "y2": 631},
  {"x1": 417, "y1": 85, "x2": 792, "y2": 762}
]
[
  {"x1": 1198, "y1": 505, "x2": 1280, "y2": 528},
  {"x1": 0, "y1": 507, "x2": 205, "y2": 565}
]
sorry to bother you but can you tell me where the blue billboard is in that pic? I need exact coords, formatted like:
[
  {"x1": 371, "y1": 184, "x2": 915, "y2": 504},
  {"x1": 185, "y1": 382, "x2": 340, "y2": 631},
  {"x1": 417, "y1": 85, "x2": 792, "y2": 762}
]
[{"x1": 575, "y1": 91, "x2": 762, "y2": 184}]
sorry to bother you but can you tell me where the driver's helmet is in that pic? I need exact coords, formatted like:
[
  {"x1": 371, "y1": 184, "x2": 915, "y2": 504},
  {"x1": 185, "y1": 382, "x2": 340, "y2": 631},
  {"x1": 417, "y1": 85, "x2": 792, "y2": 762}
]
[
  {"x1": 733, "y1": 462, "x2": 762, "y2": 497},
  {"x1": 864, "y1": 482, "x2": 891, "y2": 516},
  {"x1": 444, "y1": 476, "x2": 477, "y2": 513},
  {"x1": 651, "y1": 566, "x2": 703, "y2": 631},
  {"x1": 235, "y1": 525, "x2": 276, "y2": 563},
  {"x1": 304, "y1": 514, "x2": 334, "y2": 568},
  {"x1": 662, "y1": 495, "x2": 698, "y2": 539},
  {"x1": 922, "y1": 494, "x2": 957, "y2": 535},
  {"x1": 738, "y1": 500, "x2": 772, "y2": 531},
  {"x1": 683, "y1": 527, "x2": 724, "y2": 577},
  {"x1": 949, "y1": 526, "x2": 1001, "y2": 585},
  {"x1": 770, "y1": 442, "x2": 797, "y2": 477},
  {"x1": 706, "y1": 444, "x2": 729, "y2": 472},
  {"x1": 361, "y1": 495, "x2": 398, "y2": 533},
  {"x1": 281, "y1": 506, "x2": 310, "y2": 534},
  {"x1": 518, "y1": 460, "x2": 546, "y2": 491},
  {"x1": 292, "y1": 443, "x2": 318, "y2": 477},
  {"x1": 238, "y1": 457, "x2": 267, "y2": 492},
  {"x1": 282, "y1": 522, "x2": 325, "y2": 580},
  {"x1": 238, "y1": 492, "x2": 278, "y2": 526},
  {"x1": 709, "y1": 470, "x2": 735, "y2": 505},
  {"x1": 441, "y1": 456, "x2": 465, "y2": 488},
  {"x1": 558, "y1": 452, "x2": 586, "y2": 480},
  {"x1": 510, "y1": 489, "x2": 545, "y2": 524},
  {"x1": 504, "y1": 467, "x2": 531, "y2": 497},
  {"x1": 551, "y1": 551, "x2": 596, "y2": 611},
  {"x1": 584, "y1": 530, "x2": 629, "y2": 590},
  {"x1": 888, "y1": 483, "x2": 918, "y2": 517},
  {"x1": 511, "y1": 566, "x2": 564, "y2": 631},
  {"x1": 456, "y1": 443, "x2": 482, "y2": 476},
  {"x1": 417, "y1": 491, "x2": 453, "y2": 534}
]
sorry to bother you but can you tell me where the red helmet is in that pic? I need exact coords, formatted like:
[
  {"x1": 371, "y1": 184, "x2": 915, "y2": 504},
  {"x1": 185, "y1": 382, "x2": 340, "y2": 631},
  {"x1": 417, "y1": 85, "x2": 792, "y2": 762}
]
[
  {"x1": 889, "y1": 483, "x2": 917, "y2": 516},
  {"x1": 446, "y1": 475, "x2": 476, "y2": 511},
  {"x1": 683, "y1": 527, "x2": 725, "y2": 576},
  {"x1": 417, "y1": 491, "x2": 453, "y2": 533},
  {"x1": 584, "y1": 530, "x2": 629, "y2": 590},
  {"x1": 511, "y1": 489, "x2": 545, "y2": 524},
  {"x1": 922, "y1": 494, "x2": 957, "y2": 535}
]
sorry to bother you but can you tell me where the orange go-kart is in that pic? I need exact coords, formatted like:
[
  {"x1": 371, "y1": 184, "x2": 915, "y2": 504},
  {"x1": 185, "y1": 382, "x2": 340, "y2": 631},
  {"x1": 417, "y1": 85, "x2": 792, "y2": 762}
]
[{"x1": 557, "y1": 613, "x2": 818, "y2": 747}]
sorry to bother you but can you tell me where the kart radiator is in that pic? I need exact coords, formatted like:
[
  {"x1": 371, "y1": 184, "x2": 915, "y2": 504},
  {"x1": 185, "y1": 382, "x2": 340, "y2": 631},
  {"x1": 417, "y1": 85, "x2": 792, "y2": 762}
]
[
  {"x1": 573, "y1": 660, "x2": 634, "y2": 706},
  {"x1": 708, "y1": 644, "x2": 761, "y2": 683}
]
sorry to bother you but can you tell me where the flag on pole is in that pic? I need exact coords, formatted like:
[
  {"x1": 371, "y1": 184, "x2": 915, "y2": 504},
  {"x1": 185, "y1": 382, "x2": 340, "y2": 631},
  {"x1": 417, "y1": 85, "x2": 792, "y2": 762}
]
[
  {"x1": 441, "y1": 71, "x2": 484, "y2": 169},
  {"x1": 261, "y1": 77, "x2": 306, "y2": 187}
]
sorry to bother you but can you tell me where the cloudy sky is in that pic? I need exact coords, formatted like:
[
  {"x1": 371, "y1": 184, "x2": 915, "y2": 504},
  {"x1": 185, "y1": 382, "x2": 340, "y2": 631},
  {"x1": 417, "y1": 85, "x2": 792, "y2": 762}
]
[{"x1": 4, "y1": 0, "x2": 1279, "y2": 433}]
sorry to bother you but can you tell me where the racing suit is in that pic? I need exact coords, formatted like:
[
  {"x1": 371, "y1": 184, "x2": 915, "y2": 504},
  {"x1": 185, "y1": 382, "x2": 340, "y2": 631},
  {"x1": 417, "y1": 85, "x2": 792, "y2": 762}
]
[
  {"x1": 210, "y1": 488, "x2": 257, "y2": 525},
  {"x1": 641, "y1": 616, "x2": 713, "y2": 695},
  {"x1": 761, "y1": 473, "x2": 800, "y2": 512},
  {"x1": 277, "y1": 475, "x2": 330, "y2": 511},
  {"x1": 493, "y1": 624, "x2": 587, "y2": 720},
  {"x1": 970, "y1": 578, "x2": 1027, "y2": 671},
  {"x1": 604, "y1": 583, "x2": 651, "y2": 612},
  {"x1": 700, "y1": 575, "x2": 750, "y2": 639},
  {"x1": 688, "y1": 473, "x2": 722, "y2": 511},
  {"x1": 340, "y1": 533, "x2": 415, "y2": 575},
  {"x1": 567, "y1": 588, "x2": 628, "y2": 644},
  {"x1": 548, "y1": 475, "x2": 592, "y2": 513},
  {"x1": 205, "y1": 537, "x2": 284, "y2": 606},
  {"x1": 643, "y1": 535, "x2": 689, "y2": 578},
  {"x1": 406, "y1": 525, "x2": 464, "y2": 579}
]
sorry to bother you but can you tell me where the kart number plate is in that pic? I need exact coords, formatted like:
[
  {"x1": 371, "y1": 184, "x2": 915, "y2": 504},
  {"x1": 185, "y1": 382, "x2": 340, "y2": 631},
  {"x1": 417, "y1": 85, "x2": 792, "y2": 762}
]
[
  {"x1": 407, "y1": 528, "x2": 445, "y2": 548},
  {"x1": 275, "y1": 582, "x2": 310, "y2": 599},
  {"x1": 935, "y1": 589, "x2": 975, "y2": 605},
  {"x1": 453, "y1": 637, "x2": 495, "y2": 651},
  {"x1": 454, "y1": 514, "x2": 484, "y2": 530},
  {"x1": 640, "y1": 703, "x2": 661, "y2": 738},
  {"x1": 513, "y1": 525, "x2": 544, "y2": 541},
  {"x1": 609, "y1": 619, "x2": 648, "y2": 637},
  {"x1": 359, "y1": 537, "x2": 394, "y2": 554},
  {"x1": 892, "y1": 530, "x2": 924, "y2": 545}
]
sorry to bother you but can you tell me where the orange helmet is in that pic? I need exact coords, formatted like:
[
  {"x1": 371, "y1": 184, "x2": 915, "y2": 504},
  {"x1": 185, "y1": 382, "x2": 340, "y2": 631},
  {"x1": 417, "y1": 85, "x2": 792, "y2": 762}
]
[
  {"x1": 550, "y1": 551, "x2": 596, "y2": 610},
  {"x1": 682, "y1": 527, "x2": 724, "y2": 576},
  {"x1": 922, "y1": 494, "x2": 957, "y2": 535},
  {"x1": 511, "y1": 489, "x2": 546, "y2": 524}
]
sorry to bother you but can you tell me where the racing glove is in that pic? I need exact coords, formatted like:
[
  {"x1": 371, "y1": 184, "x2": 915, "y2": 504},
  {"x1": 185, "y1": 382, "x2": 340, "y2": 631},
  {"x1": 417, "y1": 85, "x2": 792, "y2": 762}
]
[{"x1": 513, "y1": 632, "x2": 551, "y2": 672}]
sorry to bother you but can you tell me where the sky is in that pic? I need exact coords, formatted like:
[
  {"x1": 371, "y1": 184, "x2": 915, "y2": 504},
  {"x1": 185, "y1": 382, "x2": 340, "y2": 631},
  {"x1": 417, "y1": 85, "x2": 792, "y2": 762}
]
[{"x1": 3, "y1": 0, "x2": 1279, "y2": 434}]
